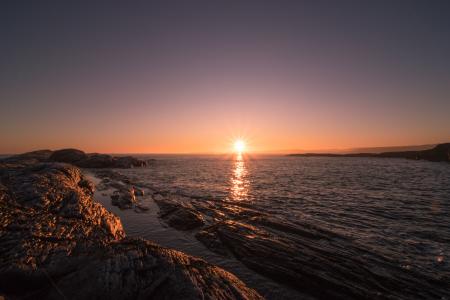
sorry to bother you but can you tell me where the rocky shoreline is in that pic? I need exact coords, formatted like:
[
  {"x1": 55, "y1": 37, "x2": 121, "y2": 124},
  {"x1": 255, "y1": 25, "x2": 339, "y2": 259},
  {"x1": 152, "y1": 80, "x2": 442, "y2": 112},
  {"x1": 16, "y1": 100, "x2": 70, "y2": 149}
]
[
  {"x1": 93, "y1": 171, "x2": 450, "y2": 300},
  {"x1": 0, "y1": 153, "x2": 262, "y2": 299},
  {"x1": 2, "y1": 149, "x2": 449, "y2": 300}
]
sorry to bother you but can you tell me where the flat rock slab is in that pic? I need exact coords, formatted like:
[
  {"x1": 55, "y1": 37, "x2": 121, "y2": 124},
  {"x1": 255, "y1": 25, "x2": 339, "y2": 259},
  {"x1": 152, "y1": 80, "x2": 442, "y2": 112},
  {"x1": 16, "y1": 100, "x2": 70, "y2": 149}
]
[
  {"x1": 154, "y1": 197, "x2": 205, "y2": 230},
  {"x1": 196, "y1": 218, "x2": 450, "y2": 300}
]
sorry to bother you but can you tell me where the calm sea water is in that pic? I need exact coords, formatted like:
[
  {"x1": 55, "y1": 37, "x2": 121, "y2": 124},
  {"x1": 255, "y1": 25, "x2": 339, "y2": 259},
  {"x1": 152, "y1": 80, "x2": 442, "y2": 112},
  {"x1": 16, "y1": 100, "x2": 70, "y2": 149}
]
[{"x1": 95, "y1": 155, "x2": 450, "y2": 299}]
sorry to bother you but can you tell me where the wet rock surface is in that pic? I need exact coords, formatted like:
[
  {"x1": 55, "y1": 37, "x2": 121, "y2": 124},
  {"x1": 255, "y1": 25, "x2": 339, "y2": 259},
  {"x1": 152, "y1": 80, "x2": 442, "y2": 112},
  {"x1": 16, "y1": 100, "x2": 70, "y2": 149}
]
[
  {"x1": 155, "y1": 198, "x2": 205, "y2": 230},
  {"x1": 93, "y1": 170, "x2": 150, "y2": 211},
  {"x1": 111, "y1": 187, "x2": 136, "y2": 209},
  {"x1": 74, "y1": 158, "x2": 450, "y2": 300},
  {"x1": 103, "y1": 173, "x2": 450, "y2": 300},
  {"x1": 0, "y1": 157, "x2": 263, "y2": 299},
  {"x1": 194, "y1": 201, "x2": 450, "y2": 300}
]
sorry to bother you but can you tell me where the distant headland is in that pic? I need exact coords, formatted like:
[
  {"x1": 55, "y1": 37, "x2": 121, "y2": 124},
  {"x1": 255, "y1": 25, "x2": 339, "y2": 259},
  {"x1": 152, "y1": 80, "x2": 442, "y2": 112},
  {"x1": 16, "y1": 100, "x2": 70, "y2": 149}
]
[
  {"x1": 2, "y1": 148, "x2": 152, "y2": 168},
  {"x1": 288, "y1": 143, "x2": 450, "y2": 162}
]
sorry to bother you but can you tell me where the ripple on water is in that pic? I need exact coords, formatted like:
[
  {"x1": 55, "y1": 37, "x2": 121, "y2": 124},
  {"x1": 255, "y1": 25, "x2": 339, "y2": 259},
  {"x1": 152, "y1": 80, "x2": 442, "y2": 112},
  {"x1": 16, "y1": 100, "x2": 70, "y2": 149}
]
[{"x1": 111, "y1": 155, "x2": 450, "y2": 299}]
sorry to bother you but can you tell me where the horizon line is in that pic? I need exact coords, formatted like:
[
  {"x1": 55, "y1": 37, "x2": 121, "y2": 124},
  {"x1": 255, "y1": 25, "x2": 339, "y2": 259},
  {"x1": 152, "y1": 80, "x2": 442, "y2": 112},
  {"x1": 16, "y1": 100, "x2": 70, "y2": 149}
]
[{"x1": 1, "y1": 142, "x2": 446, "y2": 156}]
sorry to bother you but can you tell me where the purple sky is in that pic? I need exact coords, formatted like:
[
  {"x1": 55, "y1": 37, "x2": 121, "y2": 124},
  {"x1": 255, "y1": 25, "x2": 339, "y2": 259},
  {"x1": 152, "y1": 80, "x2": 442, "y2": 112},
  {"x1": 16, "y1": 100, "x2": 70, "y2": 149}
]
[{"x1": 1, "y1": 1, "x2": 449, "y2": 153}]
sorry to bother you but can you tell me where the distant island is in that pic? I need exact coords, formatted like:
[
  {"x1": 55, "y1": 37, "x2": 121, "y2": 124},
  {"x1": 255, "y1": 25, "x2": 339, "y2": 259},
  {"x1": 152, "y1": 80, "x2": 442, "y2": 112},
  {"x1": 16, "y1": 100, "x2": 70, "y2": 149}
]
[{"x1": 288, "y1": 143, "x2": 450, "y2": 162}]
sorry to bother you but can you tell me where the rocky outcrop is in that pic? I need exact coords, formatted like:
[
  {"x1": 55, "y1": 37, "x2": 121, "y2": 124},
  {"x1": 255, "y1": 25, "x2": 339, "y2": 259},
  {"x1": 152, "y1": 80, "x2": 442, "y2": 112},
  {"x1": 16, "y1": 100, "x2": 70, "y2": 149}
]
[
  {"x1": 0, "y1": 159, "x2": 262, "y2": 299},
  {"x1": 416, "y1": 143, "x2": 450, "y2": 162},
  {"x1": 155, "y1": 197, "x2": 205, "y2": 230},
  {"x1": 195, "y1": 215, "x2": 450, "y2": 300},
  {"x1": 92, "y1": 170, "x2": 148, "y2": 210},
  {"x1": 49, "y1": 149, "x2": 148, "y2": 168},
  {"x1": 9, "y1": 149, "x2": 54, "y2": 162},
  {"x1": 49, "y1": 148, "x2": 88, "y2": 163},
  {"x1": 132, "y1": 189, "x2": 449, "y2": 300},
  {"x1": 111, "y1": 187, "x2": 137, "y2": 209},
  {"x1": 288, "y1": 143, "x2": 450, "y2": 162},
  {"x1": 114, "y1": 156, "x2": 148, "y2": 168},
  {"x1": 75, "y1": 153, "x2": 115, "y2": 168},
  {"x1": 71, "y1": 157, "x2": 450, "y2": 300},
  {"x1": 4, "y1": 148, "x2": 150, "y2": 168}
]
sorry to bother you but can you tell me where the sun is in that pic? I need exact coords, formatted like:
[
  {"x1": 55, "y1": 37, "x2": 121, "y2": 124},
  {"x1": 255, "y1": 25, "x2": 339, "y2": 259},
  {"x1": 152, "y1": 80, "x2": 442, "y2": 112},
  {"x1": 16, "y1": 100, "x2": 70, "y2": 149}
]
[{"x1": 234, "y1": 139, "x2": 246, "y2": 153}]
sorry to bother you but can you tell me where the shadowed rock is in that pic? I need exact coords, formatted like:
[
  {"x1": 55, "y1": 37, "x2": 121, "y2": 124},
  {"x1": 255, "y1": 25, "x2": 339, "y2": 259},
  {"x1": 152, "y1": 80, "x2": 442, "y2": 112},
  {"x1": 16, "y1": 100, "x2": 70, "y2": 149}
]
[
  {"x1": 0, "y1": 159, "x2": 263, "y2": 300},
  {"x1": 196, "y1": 218, "x2": 449, "y2": 300},
  {"x1": 111, "y1": 187, "x2": 136, "y2": 209},
  {"x1": 417, "y1": 143, "x2": 450, "y2": 162},
  {"x1": 76, "y1": 154, "x2": 115, "y2": 168},
  {"x1": 288, "y1": 143, "x2": 450, "y2": 163},
  {"x1": 11, "y1": 149, "x2": 54, "y2": 162},
  {"x1": 5, "y1": 148, "x2": 149, "y2": 169},
  {"x1": 155, "y1": 197, "x2": 205, "y2": 230},
  {"x1": 114, "y1": 156, "x2": 148, "y2": 168},
  {"x1": 91, "y1": 170, "x2": 149, "y2": 211},
  {"x1": 49, "y1": 148, "x2": 88, "y2": 163}
]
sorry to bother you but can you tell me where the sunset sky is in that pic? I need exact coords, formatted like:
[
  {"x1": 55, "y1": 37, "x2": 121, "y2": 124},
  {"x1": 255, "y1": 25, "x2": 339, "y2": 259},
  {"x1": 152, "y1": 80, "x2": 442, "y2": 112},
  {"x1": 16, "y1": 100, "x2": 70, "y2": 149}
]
[{"x1": 1, "y1": 1, "x2": 450, "y2": 154}]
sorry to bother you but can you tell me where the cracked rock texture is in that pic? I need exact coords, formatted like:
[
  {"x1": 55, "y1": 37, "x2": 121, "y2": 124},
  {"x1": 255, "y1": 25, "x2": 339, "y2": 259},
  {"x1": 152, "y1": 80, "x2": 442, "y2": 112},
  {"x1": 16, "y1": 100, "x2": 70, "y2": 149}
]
[
  {"x1": 151, "y1": 195, "x2": 450, "y2": 300},
  {"x1": 0, "y1": 157, "x2": 262, "y2": 300}
]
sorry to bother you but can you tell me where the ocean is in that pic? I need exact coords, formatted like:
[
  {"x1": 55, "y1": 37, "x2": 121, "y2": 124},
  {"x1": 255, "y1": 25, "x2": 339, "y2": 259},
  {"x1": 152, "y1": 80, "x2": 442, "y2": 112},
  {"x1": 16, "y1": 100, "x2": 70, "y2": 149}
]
[{"x1": 94, "y1": 154, "x2": 450, "y2": 299}]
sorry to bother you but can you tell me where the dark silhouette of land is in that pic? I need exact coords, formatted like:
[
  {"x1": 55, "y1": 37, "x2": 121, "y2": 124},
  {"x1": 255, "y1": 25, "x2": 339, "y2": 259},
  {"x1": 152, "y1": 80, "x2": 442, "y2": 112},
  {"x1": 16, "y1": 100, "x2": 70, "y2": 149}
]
[{"x1": 288, "y1": 143, "x2": 450, "y2": 162}]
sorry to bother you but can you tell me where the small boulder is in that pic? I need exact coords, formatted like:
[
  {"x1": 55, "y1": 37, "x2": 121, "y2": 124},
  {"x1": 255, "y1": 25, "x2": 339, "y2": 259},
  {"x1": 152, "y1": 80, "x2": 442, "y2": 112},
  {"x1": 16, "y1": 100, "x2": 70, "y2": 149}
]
[
  {"x1": 110, "y1": 188, "x2": 136, "y2": 209},
  {"x1": 167, "y1": 207, "x2": 205, "y2": 230},
  {"x1": 123, "y1": 188, "x2": 136, "y2": 203},
  {"x1": 154, "y1": 198, "x2": 205, "y2": 230}
]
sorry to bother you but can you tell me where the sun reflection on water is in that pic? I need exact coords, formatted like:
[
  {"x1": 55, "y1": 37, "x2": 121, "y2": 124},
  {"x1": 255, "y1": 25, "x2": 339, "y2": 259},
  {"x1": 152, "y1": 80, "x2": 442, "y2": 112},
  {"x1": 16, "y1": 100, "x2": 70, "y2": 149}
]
[{"x1": 230, "y1": 152, "x2": 250, "y2": 201}]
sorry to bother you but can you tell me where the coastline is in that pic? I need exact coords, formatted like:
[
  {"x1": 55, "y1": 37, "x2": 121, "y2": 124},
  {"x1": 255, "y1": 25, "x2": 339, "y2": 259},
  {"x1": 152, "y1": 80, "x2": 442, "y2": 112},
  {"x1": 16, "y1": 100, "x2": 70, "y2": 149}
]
[
  {"x1": 89, "y1": 163, "x2": 450, "y2": 300},
  {"x1": 84, "y1": 170, "x2": 306, "y2": 300},
  {"x1": 287, "y1": 143, "x2": 450, "y2": 162},
  {"x1": 2, "y1": 148, "x2": 449, "y2": 299},
  {"x1": 0, "y1": 155, "x2": 262, "y2": 300}
]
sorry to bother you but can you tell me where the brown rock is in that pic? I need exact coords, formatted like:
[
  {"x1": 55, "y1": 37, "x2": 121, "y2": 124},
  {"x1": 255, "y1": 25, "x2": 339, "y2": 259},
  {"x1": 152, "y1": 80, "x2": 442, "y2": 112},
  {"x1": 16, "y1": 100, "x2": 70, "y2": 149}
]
[
  {"x1": 0, "y1": 159, "x2": 261, "y2": 299},
  {"x1": 110, "y1": 187, "x2": 136, "y2": 209},
  {"x1": 155, "y1": 198, "x2": 205, "y2": 230},
  {"x1": 49, "y1": 148, "x2": 87, "y2": 163},
  {"x1": 76, "y1": 154, "x2": 115, "y2": 168}
]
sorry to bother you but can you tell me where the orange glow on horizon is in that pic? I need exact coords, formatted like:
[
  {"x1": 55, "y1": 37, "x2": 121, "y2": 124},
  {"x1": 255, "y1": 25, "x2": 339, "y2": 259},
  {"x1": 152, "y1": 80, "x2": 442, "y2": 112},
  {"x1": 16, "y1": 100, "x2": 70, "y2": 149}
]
[{"x1": 1, "y1": 114, "x2": 447, "y2": 155}]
